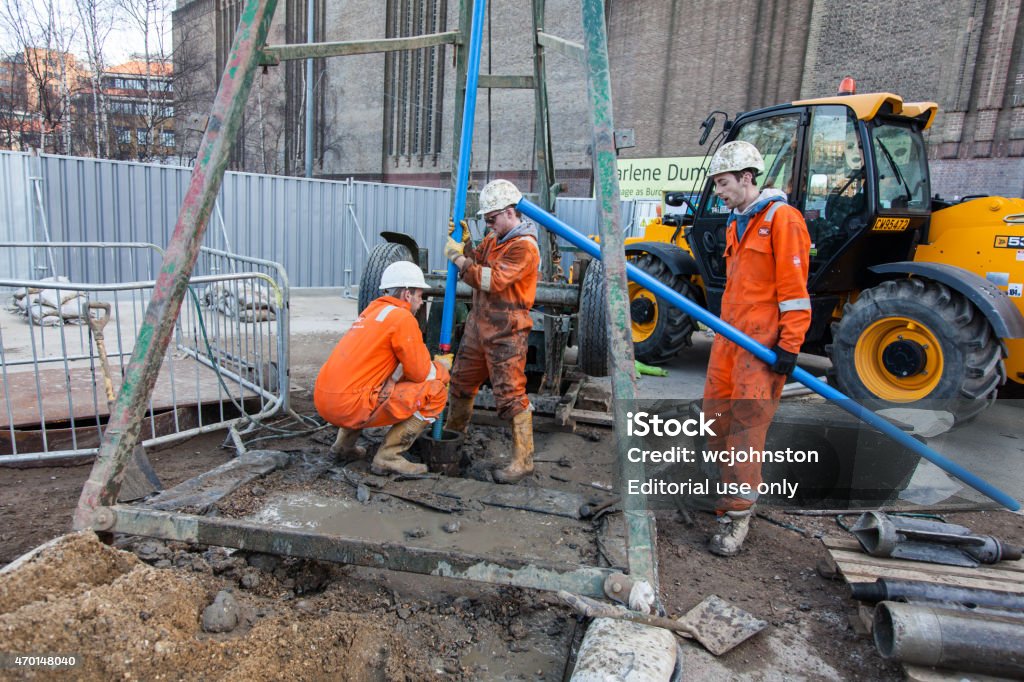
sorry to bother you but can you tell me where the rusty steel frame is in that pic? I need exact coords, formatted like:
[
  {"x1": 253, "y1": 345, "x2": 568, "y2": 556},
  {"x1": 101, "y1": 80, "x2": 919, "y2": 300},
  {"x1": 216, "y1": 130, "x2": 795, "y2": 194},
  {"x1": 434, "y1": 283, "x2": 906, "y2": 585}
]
[
  {"x1": 71, "y1": 0, "x2": 657, "y2": 599},
  {"x1": 72, "y1": 0, "x2": 279, "y2": 530}
]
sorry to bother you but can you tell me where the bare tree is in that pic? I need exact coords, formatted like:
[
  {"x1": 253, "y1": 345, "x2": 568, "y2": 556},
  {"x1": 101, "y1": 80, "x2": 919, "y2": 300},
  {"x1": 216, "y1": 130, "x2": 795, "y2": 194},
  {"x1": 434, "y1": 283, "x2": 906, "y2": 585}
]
[
  {"x1": 74, "y1": 0, "x2": 115, "y2": 157},
  {"x1": 0, "y1": 0, "x2": 81, "y2": 153}
]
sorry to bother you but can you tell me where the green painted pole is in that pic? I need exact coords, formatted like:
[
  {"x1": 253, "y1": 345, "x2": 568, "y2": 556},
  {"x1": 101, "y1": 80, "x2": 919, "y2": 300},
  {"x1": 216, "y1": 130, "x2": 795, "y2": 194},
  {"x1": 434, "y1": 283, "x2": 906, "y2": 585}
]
[
  {"x1": 579, "y1": 0, "x2": 658, "y2": 588},
  {"x1": 72, "y1": 0, "x2": 279, "y2": 530}
]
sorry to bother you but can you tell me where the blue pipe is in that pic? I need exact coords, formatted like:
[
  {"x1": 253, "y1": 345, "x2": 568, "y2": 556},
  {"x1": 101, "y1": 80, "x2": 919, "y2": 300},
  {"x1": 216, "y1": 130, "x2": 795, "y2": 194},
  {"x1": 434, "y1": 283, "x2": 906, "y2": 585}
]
[
  {"x1": 517, "y1": 198, "x2": 1021, "y2": 512},
  {"x1": 436, "y1": 0, "x2": 487, "y2": 438}
]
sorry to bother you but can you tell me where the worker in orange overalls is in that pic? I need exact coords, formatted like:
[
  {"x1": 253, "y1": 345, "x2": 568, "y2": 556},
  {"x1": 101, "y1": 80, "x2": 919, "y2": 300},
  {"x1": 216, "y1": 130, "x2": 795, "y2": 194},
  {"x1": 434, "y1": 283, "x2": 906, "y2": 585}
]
[
  {"x1": 702, "y1": 141, "x2": 812, "y2": 556},
  {"x1": 443, "y1": 179, "x2": 540, "y2": 484},
  {"x1": 314, "y1": 261, "x2": 451, "y2": 475}
]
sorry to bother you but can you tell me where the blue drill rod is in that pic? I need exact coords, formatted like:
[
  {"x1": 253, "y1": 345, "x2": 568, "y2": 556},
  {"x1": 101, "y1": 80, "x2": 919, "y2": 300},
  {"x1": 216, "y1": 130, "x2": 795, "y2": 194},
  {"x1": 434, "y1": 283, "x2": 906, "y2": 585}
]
[
  {"x1": 435, "y1": 0, "x2": 487, "y2": 438},
  {"x1": 517, "y1": 197, "x2": 1021, "y2": 512}
]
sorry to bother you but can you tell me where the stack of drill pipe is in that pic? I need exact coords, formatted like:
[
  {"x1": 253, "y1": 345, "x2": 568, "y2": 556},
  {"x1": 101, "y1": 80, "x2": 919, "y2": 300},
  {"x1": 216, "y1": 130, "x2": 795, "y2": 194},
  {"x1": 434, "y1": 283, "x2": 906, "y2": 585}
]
[{"x1": 873, "y1": 600, "x2": 1024, "y2": 678}]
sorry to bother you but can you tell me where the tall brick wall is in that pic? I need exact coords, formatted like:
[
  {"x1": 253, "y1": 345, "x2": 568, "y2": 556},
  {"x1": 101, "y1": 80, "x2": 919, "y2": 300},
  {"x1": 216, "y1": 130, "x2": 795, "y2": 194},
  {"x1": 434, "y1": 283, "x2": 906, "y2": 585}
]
[
  {"x1": 174, "y1": 0, "x2": 1023, "y2": 198},
  {"x1": 930, "y1": 157, "x2": 1024, "y2": 198},
  {"x1": 606, "y1": 0, "x2": 812, "y2": 159},
  {"x1": 801, "y1": 0, "x2": 1023, "y2": 198}
]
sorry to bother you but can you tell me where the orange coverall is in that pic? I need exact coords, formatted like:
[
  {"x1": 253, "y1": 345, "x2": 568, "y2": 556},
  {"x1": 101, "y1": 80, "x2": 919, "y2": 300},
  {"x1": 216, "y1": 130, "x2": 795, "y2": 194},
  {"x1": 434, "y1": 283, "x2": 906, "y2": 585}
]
[
  {"x1": 314, "y1": 296, "x2": 449, "y2": 429},
  {"x1": 450, "y1": 226, "x2": 540, "y2": 420},
  {"x1": 703, "y1": 198, "x2": 811, "y2": 512}
]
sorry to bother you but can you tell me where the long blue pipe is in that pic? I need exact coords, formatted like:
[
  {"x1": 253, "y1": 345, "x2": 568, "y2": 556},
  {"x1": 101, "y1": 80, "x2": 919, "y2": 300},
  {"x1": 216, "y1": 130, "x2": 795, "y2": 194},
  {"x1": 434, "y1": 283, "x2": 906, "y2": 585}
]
[
  {"x1": 435, "y1": 0, "x2": 487, "y2": 438},
  {"x1": 517, "y1": 198, "x2": 1021, "y2": 512}
]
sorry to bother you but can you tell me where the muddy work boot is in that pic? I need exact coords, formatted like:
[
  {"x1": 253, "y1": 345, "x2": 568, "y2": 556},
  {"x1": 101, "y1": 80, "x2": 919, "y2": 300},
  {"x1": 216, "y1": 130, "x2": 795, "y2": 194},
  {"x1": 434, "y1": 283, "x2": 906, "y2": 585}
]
[
  {"x1": 330, "y1": 427, "x2": 366, "y2": 461},
  {"x1": 493, "y1": 410, "x2": 534, "y2": 484},
  {"x1": 371, "y1": 416, "x2": 429, "y2": 476},
  {"x1": 444, "y1": 396, "x2": 475, "y2": 435},
  {"x1": 708, "y1": 509, "x2": 753, "y2": 557}
]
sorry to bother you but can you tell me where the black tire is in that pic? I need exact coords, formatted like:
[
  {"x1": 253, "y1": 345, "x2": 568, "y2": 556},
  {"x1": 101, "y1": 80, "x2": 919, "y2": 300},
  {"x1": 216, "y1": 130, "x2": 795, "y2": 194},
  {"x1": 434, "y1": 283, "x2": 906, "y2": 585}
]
[
  {"x1": 358, "y1": 242, "x2": 414, "y2": 314},
  {"x1": 828, "y1": 278, "x2": 1005, "y2": 425},
  {"x1": 578, "y1": 259, "x2": 609, "y2": 376},
  {"x1": 629, "y1": 253, "x2": 699, "y2": 365}
]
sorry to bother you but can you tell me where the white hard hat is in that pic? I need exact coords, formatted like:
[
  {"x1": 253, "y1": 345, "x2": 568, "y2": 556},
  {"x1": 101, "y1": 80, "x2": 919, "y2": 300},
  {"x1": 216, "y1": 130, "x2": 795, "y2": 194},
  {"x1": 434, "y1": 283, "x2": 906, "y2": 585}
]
[
  {"x1": 379, "y1": 261, "x2": 428, "y2": 290},
  {"x1": 477, "y1": 179, "x2": 524, "y2": 215},
  {"x1": 708, "y1": 141, "x2": 765, "y2": 177}
]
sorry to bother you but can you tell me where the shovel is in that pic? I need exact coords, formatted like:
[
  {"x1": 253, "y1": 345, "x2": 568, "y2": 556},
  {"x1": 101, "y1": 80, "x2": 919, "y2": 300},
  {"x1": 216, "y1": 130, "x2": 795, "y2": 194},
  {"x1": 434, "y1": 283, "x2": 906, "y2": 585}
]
[
  {"x1": 87, "y1": 301, "x2": 162, "y2": 502},
  {"x1": 557, "y1": 590, "x2": 767, "y2": 656}
]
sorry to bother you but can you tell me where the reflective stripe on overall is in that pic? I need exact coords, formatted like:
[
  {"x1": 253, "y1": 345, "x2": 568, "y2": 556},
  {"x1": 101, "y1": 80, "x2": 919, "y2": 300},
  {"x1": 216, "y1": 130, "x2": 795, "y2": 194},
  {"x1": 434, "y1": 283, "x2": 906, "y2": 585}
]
[{"x1": 704, "y1": 200, "x2": 812, "y2": 511}]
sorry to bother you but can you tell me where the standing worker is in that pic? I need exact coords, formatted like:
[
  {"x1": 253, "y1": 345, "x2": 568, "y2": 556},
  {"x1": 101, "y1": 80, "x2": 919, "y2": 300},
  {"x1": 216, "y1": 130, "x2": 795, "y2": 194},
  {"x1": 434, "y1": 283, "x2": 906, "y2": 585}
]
[
  {"x1": 443, "y1": 179, "x2": 540, "y2": 484},
  {"x1": 702, "y1": 141, "x2": 812, "y2": 556},
  {"x1": 314, "y1": 261, "x2": 451, "y2": 475}
]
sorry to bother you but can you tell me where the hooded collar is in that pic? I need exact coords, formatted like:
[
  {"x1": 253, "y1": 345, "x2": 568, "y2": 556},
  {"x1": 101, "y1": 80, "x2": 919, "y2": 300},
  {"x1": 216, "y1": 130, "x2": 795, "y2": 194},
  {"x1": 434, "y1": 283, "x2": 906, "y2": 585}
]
[
  {"x1": 497, "y1": 219, "x2": 539, "y2": 245},
  {"x1": 730, "y1": 188, "x2": 788, "y2": 241}
]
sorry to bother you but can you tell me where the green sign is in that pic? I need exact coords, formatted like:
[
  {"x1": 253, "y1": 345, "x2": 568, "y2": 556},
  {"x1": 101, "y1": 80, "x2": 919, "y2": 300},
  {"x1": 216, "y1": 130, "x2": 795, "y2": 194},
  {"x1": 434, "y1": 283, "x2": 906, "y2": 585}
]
[{"x1": 616, "y1": 157, "x2": 708, "y2": 199}]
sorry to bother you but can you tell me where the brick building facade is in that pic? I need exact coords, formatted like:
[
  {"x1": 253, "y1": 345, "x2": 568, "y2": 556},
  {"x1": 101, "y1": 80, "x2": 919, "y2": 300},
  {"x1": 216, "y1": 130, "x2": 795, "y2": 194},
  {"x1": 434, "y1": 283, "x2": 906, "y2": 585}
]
[{"x1": 173, "y1": 0, "x2": 1024, "y2": 198}]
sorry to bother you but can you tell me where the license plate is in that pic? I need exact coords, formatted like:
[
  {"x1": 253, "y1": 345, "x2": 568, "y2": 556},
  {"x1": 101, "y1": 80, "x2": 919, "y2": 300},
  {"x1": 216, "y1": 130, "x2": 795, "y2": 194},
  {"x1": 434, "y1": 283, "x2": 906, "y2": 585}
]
[{"x1": 871, "y1": 217, "x2": 911, "y2": 231}]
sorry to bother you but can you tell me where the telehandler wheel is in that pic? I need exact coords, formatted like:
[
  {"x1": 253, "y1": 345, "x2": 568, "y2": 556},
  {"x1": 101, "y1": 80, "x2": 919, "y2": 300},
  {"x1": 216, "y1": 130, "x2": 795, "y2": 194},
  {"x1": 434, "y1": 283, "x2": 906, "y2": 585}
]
[
  {"x1": 358, "y1": 242, "x2": 415, "y2": 314},
  {"x1": 578, "y1": 259, "x2": 609, "y2": 376},
  {"x1": 629, "y1": 253, "x2": 699, "y2": 366},
  {"x1": 829, "y1": 278, "x2": 1005, "y2": 425}
]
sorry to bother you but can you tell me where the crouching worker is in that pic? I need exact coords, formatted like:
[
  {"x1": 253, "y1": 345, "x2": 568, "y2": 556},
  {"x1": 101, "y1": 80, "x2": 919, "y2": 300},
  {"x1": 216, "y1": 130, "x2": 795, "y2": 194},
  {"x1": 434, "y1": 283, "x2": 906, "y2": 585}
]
[
  {"x1": 443, "y1": 179, "x2": 540, "y2": 484},
  {"x1": 314, "y1": 261, "x2": 451, "y2": 475}
]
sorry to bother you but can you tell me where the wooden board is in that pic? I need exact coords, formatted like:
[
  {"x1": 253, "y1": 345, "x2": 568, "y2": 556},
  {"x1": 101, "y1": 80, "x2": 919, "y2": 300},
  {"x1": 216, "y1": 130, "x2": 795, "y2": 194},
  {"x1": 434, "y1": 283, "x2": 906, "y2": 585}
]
[
  {"x1": 823, "y1": 534, "x2": 1024, "y2": 680},
  {"x1": 823, "y1": 535, "x2": 1024, "y2": 593}
]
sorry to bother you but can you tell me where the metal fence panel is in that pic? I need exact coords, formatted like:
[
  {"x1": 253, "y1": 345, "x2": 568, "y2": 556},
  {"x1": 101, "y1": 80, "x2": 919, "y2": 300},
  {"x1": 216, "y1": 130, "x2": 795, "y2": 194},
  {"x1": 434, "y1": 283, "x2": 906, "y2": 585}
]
[{"x1": 0, "y1": 243, "x2": 288, "y2": 464}]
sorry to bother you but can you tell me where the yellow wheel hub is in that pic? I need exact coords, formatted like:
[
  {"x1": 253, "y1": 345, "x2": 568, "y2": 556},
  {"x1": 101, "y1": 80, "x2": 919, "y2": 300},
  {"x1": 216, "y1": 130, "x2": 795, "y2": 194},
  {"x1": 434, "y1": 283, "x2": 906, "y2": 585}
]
[
  {"x1": 629, "y1": 282, "x2": 658, "y2": 343},
  {"x1": 854, "y1": 316, "x2": 944, "y2": 401}
]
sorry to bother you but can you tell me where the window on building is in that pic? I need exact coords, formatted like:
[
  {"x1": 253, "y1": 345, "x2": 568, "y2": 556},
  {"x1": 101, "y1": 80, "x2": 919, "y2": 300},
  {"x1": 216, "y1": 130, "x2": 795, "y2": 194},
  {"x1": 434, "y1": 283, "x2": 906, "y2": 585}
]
[
  {"x1": 115, "y1": 127, "x2": 131, "y2": 144},
  {"x1": 383, "y1": 0, "x2": 447, "y2": 162},
  {"x1": 137, "y1": 128, "x2": 149, "y2": 145},
  {"x1": 160, "y1": 130, "x2": 175, "y2": 148}
]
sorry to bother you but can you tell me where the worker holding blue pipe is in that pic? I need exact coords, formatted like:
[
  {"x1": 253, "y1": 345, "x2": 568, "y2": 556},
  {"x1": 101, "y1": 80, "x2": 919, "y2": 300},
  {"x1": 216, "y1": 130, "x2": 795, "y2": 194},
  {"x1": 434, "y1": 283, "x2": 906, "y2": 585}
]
[
  {"x1": 443, "y1": 179, "x2": 540, "y2": 484},
  {"x1": 703, "y1": 141, "x2": 812, "y2": 556}
]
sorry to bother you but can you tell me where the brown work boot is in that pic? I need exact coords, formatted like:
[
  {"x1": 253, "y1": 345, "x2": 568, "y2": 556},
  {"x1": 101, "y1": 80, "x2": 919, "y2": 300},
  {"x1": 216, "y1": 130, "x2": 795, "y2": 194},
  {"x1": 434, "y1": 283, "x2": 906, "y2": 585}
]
[
  {"x1": 493, "y1": 410, "x2": 534, "y2": 484},
  {"x1": 444, "y1": 396, "x2": 475, "y2": 435},
  {"x1": 371, "y1": 417, "x2": 429, "y2": 476},
  {"x1": 330, "y1": 427, "x2": 366, "y2": 461},
  {"x1": 708, "y1": 509, "x2": 753, "y2": 557}
]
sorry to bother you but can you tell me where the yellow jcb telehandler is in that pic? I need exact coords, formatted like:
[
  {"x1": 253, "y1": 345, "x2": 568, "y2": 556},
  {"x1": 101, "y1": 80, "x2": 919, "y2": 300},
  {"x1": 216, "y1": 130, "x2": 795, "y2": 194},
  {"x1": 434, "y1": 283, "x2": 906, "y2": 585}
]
[{"x1": 578, "y1": 82, "x2": 1024, "y2": 425}]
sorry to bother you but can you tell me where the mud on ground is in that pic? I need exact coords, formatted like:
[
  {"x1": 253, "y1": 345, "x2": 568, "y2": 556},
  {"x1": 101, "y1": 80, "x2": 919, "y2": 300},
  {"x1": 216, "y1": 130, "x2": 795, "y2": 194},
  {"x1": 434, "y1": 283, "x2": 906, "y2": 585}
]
[{"x1": 3, "y1": 395, "x2": 1023, "y2": 680}]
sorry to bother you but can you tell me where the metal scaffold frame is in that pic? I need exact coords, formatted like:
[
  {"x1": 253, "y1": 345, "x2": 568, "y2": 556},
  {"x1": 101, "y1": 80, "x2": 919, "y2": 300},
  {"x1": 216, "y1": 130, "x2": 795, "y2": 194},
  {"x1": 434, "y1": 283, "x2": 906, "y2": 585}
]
[{"x1": 72, "y1": 0, "x2": 657, "y2": 595}]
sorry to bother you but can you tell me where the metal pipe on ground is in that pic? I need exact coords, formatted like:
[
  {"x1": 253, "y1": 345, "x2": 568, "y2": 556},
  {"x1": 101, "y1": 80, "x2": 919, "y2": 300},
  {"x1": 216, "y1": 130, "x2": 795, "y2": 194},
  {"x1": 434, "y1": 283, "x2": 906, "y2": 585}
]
[
  {"x1": 874, "y1": 601, "x2": 1024, "y2": 678},
  {"x1": 516, "y1": 198, "x2": 1022, "y2": 512},
  {"x1": 851, "y1": 578, "x2": 1024, "y2": 611}
]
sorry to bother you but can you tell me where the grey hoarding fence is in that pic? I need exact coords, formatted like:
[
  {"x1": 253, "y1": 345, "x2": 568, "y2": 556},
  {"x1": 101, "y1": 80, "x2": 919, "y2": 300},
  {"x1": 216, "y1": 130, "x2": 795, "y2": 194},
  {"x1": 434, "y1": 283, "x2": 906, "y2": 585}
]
[{"x1": 0, "y1": 150, "x2": 654, "y2": 288}]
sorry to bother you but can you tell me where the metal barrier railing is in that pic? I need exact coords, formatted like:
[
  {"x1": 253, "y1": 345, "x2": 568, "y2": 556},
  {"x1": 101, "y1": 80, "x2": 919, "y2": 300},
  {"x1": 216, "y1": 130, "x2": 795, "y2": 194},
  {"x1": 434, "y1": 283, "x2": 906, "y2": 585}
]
[{"x1": 0, "y1": 242, "x2": 289, "y2": 465}]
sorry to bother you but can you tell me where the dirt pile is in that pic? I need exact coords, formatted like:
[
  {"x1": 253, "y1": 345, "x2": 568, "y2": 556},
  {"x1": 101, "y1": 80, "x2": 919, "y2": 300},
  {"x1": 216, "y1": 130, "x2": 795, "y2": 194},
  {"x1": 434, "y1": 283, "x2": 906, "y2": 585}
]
[{"x1": 0, "y1": 532, "x2": 438, "y2": 681}]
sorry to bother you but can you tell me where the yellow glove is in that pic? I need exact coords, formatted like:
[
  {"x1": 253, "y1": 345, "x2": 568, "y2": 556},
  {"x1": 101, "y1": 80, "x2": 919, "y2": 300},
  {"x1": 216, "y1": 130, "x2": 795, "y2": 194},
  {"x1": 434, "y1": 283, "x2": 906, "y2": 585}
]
[
  {"x1": 448, "y1": 218, "x2": 470, "y2": 242},
  {"x1": 444, "y1": 236, "x2": 466, "y2": 264},
  {"x1": 434, "y1": 353, "x2": 454, "y2": 371}
]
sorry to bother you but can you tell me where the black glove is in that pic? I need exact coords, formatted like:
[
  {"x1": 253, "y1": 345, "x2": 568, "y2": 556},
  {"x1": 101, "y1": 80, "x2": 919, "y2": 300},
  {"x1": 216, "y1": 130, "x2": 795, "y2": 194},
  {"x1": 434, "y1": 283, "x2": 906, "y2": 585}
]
[{"x1": 769, "y1": 345, "x2": 798, "y2": 376}]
